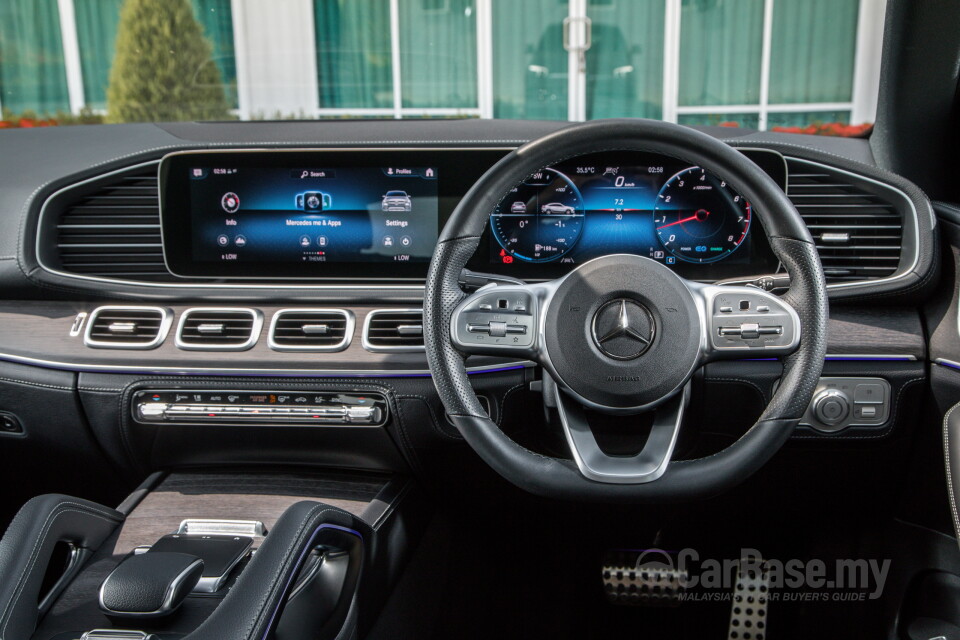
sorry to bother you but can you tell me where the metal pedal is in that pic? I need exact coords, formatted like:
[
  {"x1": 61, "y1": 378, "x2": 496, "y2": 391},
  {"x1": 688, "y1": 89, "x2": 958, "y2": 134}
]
[
  {"x1": 728, "y1": 557, "x2": 770, "y2": 640},
  {"x1": 602, "y1": 549, "x2": 688, "y2": 606}
]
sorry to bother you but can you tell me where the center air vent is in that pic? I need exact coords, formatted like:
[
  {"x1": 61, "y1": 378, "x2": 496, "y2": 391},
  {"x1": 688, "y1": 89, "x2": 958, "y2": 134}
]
[
  {"x1": 46, "y1": 163, "x2": 174, "y2": 282},
  {"x1": 84, "y1": 306, "x2": 172, "y2": 349},
  {"x1": 176, "y1": 308, "x2": 263, "y2": 351},
  {"x1": 363, "y1": 309, "x2": 424, "y2": 352},
  {"x1": 787, "y1": 159, "x2": 905, "y2": 284},
  {"x1": 268, "y1": 309, "x2": 354, "y2": 351}
]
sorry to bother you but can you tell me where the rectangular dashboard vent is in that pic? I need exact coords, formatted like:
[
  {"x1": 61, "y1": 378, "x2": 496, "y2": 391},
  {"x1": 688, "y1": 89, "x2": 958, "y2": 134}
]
[
  {"x1": 269, "y1": 309, "x2": 354, "y2": 351},
  {"x1": 176, "y1": 308, "x2": 262, "y2": 351},
  {"x1": 52, "y1": 164, "x2": 175, "y2": 282},
  {"x1": 786, "y1": 159, "x2": 903, "y2": 283},
  {"x1": 363, "y1": 309, "x2": 424, "y2": 352},
  {"x1": 84, "y1": 306, "x2": 171, "y2": 349}
]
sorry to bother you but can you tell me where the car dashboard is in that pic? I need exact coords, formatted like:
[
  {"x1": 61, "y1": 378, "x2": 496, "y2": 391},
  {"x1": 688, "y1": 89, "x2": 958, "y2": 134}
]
[{"x1": 0, "y1": 118, "x2": 940, "y2": 479}]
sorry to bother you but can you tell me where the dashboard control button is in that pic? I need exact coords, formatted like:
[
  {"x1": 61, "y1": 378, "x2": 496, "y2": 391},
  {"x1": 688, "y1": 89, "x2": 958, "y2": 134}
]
[
  {"x1": 757, "y1": 305, "x2": 770, "y2": 312},
  {"x1": 739, "y1": 323, "x2": 760, "y2": 339},
  {"x1": 0, "y1": 412, "x2": 23, "y2": 434},
  {"x1": 856, "y1": 405, "x2": 877, "y2": 419},
  {"x1": 488, "y1": 321, "x2": 508, "y2": 337},
  {"x1": 720, "y1": 306, "x2": 733, "y2": 313},
  {"x1": 813, "y1": 390, "x2": 850, "y2": 426},
  {"x1": 854, "y1": 383, "x2": 884, "y2": 404}
]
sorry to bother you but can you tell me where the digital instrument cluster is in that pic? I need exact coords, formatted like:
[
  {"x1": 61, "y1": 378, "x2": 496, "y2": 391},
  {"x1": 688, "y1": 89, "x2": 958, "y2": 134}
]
[
  {"x1": 158, "y1": 148, "x2": 783, "y2": 282},
  {"x1": 486, "y1": 152, "x2": 762, "y2": 275}
]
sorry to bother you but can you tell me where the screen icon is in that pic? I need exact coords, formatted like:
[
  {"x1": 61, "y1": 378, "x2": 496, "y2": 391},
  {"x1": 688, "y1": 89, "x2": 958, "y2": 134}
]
[
  {"x1": 234, "y1": 235, "x2": 247, "y2": 248},
  {"x1": 381, "y1": 190, "x2": 412, "y2": 212},
  {"x1": 299, "y1": 235, "x2": 311, "y2": 247},
  {"x1": 217, "y1": 234, "x2": 230, "y2": 247},
  {"x1": 382, "y1": 235, "x2": 394, "y2": 247},
  {"x1": 295, "y1": 191, "x2": 332, "y2": 211},
  {"x1": 221, "y1": 192, "x2": 240, "y2": 213},
  {"x1": 317, "y1": 235, "x2": 328, "y2": 247}
]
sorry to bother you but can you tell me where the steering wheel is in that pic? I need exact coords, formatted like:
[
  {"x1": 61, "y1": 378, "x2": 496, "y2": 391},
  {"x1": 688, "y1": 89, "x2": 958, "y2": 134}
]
[{"x1": 424, "y1": 119, "x2": 827, "y2": 503}]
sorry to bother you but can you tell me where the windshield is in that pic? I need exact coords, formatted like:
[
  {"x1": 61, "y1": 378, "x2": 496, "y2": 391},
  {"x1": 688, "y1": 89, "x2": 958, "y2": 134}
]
[{"x1": 0, "y1": 0, "x2": 883, "y2": 136}]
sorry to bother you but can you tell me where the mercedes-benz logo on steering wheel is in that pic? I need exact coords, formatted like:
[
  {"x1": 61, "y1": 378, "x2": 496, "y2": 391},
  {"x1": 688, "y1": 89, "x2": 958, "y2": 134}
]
[{"x1": 591, "y1": 299, "x2": 656, "y2": 360}]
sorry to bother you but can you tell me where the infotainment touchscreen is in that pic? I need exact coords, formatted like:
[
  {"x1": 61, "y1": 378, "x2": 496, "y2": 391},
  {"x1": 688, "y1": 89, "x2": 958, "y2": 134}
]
[{"x1": 159, "y1": 150, "x2": 444, "y2": 279}]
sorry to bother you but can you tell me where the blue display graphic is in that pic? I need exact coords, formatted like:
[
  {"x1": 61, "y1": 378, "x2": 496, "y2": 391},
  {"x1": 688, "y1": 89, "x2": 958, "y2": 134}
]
[
  {"x1": 490, "y1": 161, "x2": 751, "y2": 268},
  {"x1": 188, "y1": 165, "x2": 438, "y2": 265}
]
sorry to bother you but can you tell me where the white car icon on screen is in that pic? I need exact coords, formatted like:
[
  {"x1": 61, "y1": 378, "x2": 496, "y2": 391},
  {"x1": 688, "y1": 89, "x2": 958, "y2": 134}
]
[
  {"x1": 540, "y1": 202, "x2": 575, "y2": 215},
  {"x1": 382, "y1": 190, "x2": 412, "y2": 212}
]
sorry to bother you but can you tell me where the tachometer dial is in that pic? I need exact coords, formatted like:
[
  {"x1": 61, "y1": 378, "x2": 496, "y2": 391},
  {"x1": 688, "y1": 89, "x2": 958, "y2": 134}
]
[
  {"x1": 490, "y1": 168, "x2": 585, "y2": 263},
  {"x1": 653, "y1": 167, "x2": 751, "y2": 263}
]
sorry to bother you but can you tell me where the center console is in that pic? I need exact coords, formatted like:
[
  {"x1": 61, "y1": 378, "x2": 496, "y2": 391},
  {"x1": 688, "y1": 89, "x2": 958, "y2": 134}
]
[{"x1": 4, "y1": 470, "x2": 426, "y2": 640}]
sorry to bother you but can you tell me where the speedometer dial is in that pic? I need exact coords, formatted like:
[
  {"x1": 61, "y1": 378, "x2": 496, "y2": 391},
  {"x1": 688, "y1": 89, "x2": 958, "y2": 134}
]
[
  {"x1": 490, "y1": 168, "x2": 585, "y2": 263},
  {"x1": 653, "y1": 167, "x2": 751, "y2": 263}
]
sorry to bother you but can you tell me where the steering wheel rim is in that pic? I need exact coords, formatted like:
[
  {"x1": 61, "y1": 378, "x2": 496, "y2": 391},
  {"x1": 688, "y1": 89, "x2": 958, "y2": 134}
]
[{"x1": 424, "y1": 119, "x2": 827, "y2": 503}]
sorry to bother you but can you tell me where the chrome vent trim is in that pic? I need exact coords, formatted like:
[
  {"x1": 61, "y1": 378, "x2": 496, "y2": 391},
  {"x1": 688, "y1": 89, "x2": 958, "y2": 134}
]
[
  {"x1": 362, "y1": 309, "x2": 425, "y2": 352},
  {"x1": 83, "y1": 306, "x2": 172, "y2": 349},
  {"x1": 268, "y1": 309, "x2": 354, "y2": 352},
  {"x1": 786, "y1": 157, "x2": 919, "y2": 288},
  {"x1": 175, "y1": 308, "x2": 263, "y2": 351}
]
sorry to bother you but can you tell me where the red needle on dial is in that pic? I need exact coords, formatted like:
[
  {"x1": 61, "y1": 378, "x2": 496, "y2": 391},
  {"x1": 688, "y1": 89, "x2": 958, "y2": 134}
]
[{"x1": 657, "y1": 209, "x2": 710, "y2": 230}]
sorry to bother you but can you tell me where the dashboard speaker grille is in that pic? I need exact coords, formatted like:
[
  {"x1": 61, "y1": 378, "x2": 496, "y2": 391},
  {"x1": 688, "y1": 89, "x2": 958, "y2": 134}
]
[
  {"x1": 84, "y1": 306, "x2": 171, "y2": 349},
  {"x1": 53, "y1": 164, "x2": 175, "y2": 281},
  {"x1": 363, "y1": 310, "x2": 424, "y2": 351},
  {"x1": 269, "y1": 309, "x2": 353, "y2": 351},
  {"x1": 176, "y1": 308, "x2": 262, "y2": 350},
  {"x1": 787, "y1": 159, "x2": 903, "y2": 283}
]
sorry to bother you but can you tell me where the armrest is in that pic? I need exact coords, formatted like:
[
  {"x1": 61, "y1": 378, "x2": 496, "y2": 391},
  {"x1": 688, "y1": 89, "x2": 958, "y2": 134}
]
[
  {"x1": 186, "y1": 501, "x2": 370, "y2": 640},
  {"x1": 0, "y1": 494, "x2": 124, "y2": 640}
]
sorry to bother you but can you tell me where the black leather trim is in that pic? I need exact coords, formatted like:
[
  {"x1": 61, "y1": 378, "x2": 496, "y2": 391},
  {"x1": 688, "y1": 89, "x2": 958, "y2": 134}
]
[
  {"x1": 99, "y1": 552, "x2": 203, "y2": 616},
  {"x1": 0, "y1": 494, "x2": 123, "y2": 640},
  {"x1": 183, "y1": 500, "x2": 369, "y2": 640}
]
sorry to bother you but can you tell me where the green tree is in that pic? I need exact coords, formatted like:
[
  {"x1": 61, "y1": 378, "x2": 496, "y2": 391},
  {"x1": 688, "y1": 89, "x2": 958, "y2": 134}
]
[{"x1": 106, "y1": 0, "x2": 230, "y2": 123}]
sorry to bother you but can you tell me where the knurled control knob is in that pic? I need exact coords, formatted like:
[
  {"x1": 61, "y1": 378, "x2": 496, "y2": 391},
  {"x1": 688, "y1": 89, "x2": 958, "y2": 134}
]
[{"x1": 812, "y1": 389, "x2": 850, "y2": 426}]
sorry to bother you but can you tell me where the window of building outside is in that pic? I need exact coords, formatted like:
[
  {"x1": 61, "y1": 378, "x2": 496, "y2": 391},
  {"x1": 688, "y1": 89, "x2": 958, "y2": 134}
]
[{"x1": 0, "y1": 0, "x2": 880, "y2": 133}]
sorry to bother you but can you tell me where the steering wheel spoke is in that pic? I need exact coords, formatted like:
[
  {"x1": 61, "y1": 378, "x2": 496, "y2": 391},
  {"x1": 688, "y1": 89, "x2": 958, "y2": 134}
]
[
  {"x1": 556, "y1": 384, "x2": 690, "y2": 484},
  {"x1": 687, "y1": 282, "x2": 801, "y2": 363},
  {"x1": 449, "y1": 282, "x2": 545, "y2": 360}
]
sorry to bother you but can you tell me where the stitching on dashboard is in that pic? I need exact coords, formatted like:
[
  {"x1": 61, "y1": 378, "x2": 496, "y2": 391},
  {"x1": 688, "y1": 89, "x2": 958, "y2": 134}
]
[
  {"x1": 395, "y1": 394, "x2": 460, "y2": 441},
  {"x1": 944, "y1": 402, "x2": 960, "y2": 546},
  {"x1": 0, "y1": 376, "x2": 72, "y2": 392},
  {"x1": 391, "y1": 397, "x2": 426, "y2": 474},
  {"x1": 497, "y1": 383, "x2": 526, "y2": 428}
]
